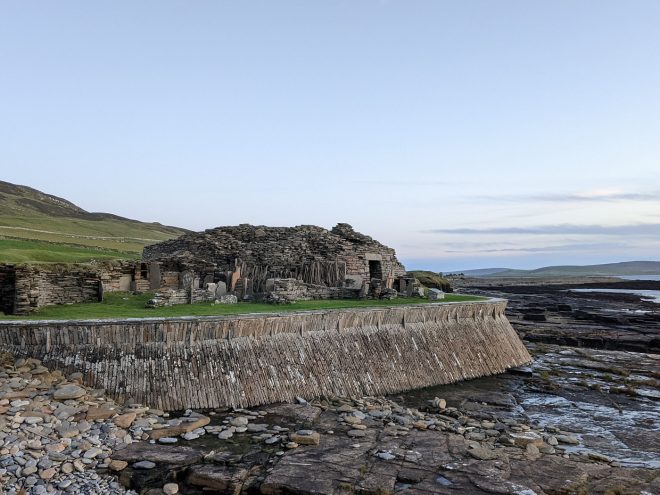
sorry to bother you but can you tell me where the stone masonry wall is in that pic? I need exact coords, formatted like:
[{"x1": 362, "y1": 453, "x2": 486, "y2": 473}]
[
  {"x1": 12, "y1": 264, "x2": 102, "y2": 315},
  {"x1": 142, "y1": 223, "x2": 406, "y2": 292},
  {"x1": 265, "y1": 278, "x2": 361, "y2": 302},
  {"x1": 1, "y1": 260, "x2": 153, "y2": 315}
]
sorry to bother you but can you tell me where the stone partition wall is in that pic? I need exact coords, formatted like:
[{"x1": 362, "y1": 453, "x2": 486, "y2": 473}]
[
  {"x1": 265, "y1": 278, "x2": 361, "y2": 302},
  {"x1": 0, "y1": 300, "x2": 532, "y2": 411},
  {"x1": 0, "y1": 260, "x2": 161, "y2": 315},
  {"x1": 11, "y1": 264, "x2": 103, "y2": 315}
]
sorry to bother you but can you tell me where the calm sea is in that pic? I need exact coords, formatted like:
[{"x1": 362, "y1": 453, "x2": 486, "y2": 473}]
[{"x1": 569, "y1": 274, "x2": 660, "y2": 304}]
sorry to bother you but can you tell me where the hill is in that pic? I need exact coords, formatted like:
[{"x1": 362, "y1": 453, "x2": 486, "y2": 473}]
[
  {"x1": 462, "y1": 261, "x2": 660, "y2": 278},
  {"x1": 0, "y1": 180, "x2": 188, "y2": 262}
]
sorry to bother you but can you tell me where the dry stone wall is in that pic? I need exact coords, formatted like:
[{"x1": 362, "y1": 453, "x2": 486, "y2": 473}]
[
  {"x1": 142, "y1": 223, "x2": 406, "y2": 292},
  {"x1": 0, "y1": 300, "x2": 532, "y2": 411},
  {"x1": 265, "y1": 278, "x2": 361, "y2": 302},
  {"x1": 11, "y1": 264, "x2": 102, "y2": 315},
  {"x1": 0, "y1": 260, "x2": 156, "y2": 315}
]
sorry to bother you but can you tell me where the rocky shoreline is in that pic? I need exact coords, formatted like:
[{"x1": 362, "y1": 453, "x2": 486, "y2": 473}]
[
  {"x1": 2, "y1": 341, "x2": 658, "y2": 494},
  {"x1": 456, "y1": 279, "x2": 660, "y2": 353}
]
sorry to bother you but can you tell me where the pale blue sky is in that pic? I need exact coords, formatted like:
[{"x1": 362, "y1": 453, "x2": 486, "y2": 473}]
[{"x1": 2, "y1": 1, "x2": 659, "y2": 271}]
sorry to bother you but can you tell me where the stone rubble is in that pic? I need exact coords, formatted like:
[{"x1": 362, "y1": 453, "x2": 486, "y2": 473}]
[{"x1": 0, "y1": 354, "x2": 136, "y2": 495}]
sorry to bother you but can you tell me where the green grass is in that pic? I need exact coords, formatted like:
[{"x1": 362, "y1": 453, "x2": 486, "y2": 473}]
[
  {"x1": 407, "y1": 270, "x2": 451, "y2": 291},
  {"x1": 0, "y1": 292, "x2": 485, "y2": 320},
  {"x1": 0, "y1": 238, "x2": 138, "y2": 263}
]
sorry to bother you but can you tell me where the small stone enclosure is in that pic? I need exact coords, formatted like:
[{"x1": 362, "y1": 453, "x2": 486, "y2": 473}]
[{"x1": 0, "y1": 261, "x2": 161, "y2": 316}]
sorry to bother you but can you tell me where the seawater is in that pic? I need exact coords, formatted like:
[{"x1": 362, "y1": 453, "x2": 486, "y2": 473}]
[
  {"x1": 570, "y1": 288, "x2": 660, "y2": 304},
  {"x1": 618, "y1": 275, "x2": 660, "y2": 281}
]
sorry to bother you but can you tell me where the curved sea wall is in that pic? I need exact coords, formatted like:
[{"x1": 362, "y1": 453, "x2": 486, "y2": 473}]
[{"x1": 0, "y1": 300, "x2": 531, "y2": 411}]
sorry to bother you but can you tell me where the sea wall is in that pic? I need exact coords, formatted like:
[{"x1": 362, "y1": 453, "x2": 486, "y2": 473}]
[{"x1": 0, "y1": 300, "x2": 531, "y2": 411}]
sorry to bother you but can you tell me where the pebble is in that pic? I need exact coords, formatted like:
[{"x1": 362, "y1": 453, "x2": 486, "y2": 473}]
[
  {"x1": 39, "y1": 467, "x2": 56, "y2": 479},
  {"x1": 109, "y1": 459, "x2": 128, "y2": 471},
  {"x1": 133, "y1": 460, "x2": 156, "y2": 469},
  {"x1": 53, "y1": 384, "x2": 87, "y2": 400},
  {"x1": 229, "y1": 416, "x2": 249, "y2": 427},
  {"x1": 84, "y1": 447, "x2": 103, "y2": 458},
  {"x1": 73, "y1": 459, "x2": 86, "y2": 472},
  {"x1": 555, "y1": 434, "x2": 580, "y2": 445},
  {"x1": 218, "y1": 430, "x2": 234, "y2": 440},
  {"x1": 23, "y1": 465, "x2": 38, "y2": 475},
  {"x1": 163, "y1": 483, "x2": 179, "y2": 495}
]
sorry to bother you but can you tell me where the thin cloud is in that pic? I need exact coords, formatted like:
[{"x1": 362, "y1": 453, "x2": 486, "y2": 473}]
[
  {"x1": 425, "y1": 223, "x2": 660, "y2": 236},
  {"x1": 481, "y1": 191, "x2": 660, "y2": 203},
  {"x1": 443, "y1": 242, "x2": 629, "y2": 254}
]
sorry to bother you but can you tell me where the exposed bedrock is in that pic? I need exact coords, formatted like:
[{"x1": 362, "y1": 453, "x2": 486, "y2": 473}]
[
  {"x1": 0, "y1": 301, "x2": 531, "y2": 411},
  {"x1": 458, "y1": 282, "x2": 660, "y2": 353}
]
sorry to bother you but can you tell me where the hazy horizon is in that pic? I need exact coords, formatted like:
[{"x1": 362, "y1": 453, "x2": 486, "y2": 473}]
[{"x1": 2, "y1": 1, "x2": 659, "y2": 271}]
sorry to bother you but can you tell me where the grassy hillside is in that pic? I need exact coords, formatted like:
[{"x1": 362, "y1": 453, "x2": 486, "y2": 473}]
[
  {"x1": 481, "y1": 261, "x2": 660, "y2": 278},
  {"x1": 0, "y1": 180, "x2": 188, "y2": 261},
  {"x1": 0, "y1": 239, "x2": 139, "y2": 263}
]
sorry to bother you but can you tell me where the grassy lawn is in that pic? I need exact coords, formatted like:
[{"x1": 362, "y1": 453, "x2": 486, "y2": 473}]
[
  {"x1": 0, "y1": 292, "x2": 485, "y2": 320},
  {"x1": 0, "y1": 238, "x2": 138, "y2": 263}
]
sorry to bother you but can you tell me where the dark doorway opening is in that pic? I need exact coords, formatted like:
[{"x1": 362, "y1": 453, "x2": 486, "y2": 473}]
[
  {"x1": 0, "y1": 267, "x2": 16, "y2": 315},
  {"x1": 368, "y1": 260, "x2": 383, "y2": 280}
]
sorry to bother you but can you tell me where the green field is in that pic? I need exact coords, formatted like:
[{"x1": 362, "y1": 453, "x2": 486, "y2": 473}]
[
  {"x1": 0, "y1": 292, "x2": 484, "y2": 320},
  {"x1": 0, "y1": 217, "x2": 183, "y2": 253},
  {"x1": 0, "y1": 180, "x2": 188, "y2": 260},
  {"x1": 0, "y1": 238, "x2": 138, "y2": 263}
]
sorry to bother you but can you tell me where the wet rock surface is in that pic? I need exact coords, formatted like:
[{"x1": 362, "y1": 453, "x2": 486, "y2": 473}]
[{"x1": 457, "y1": 279, "x2": 660, "y2": 352}]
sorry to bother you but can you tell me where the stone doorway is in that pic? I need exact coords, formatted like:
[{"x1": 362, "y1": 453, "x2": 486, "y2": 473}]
[{"x1": 368, "y1": 260, "x2": 383, "y2": 280}]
